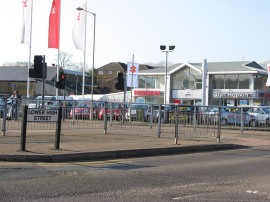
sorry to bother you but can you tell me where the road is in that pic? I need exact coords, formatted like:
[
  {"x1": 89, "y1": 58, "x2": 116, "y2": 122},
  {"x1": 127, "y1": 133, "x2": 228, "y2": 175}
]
[{"x1": 0, "y1": 146, "x2": 270, "y2": 201}]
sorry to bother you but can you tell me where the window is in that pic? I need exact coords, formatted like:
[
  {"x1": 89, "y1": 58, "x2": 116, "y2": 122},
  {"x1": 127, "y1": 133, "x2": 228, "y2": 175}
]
[
  {"x1": 212, "y1": 75, "x2": 224, "y2": 89},
  {"x1": 108, "y1": 71, "x2": 112, "y2": 75},
  {"x1": 239, "y1": 74, "x2": 249, "y2": 89},
  {"x1": 98, "y1": 71, "x2": 103, "y2": 75},
  {"x1": 172, "y1": 67, "x2": 202, "y2": 90},
  {"x1": 254, "y1": 75, "x2": 263, "y2": 90},
  {"x1": 138, "y1": 75, "x2": 164, "y2": 89},
  {"x1": 225, "y1": 74, "x2": 238, "y2": 89}
]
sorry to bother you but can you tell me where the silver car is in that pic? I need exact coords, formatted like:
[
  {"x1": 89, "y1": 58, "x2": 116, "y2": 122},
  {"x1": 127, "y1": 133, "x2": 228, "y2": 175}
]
[{"x1": 246, "y1": 106, "x2": 270, "y2": 126}]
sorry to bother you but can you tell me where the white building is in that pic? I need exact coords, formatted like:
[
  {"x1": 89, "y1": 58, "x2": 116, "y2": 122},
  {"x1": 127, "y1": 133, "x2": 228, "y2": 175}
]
[{"x1": 134, "y1": 61, "x2": 270, "y2": 106}]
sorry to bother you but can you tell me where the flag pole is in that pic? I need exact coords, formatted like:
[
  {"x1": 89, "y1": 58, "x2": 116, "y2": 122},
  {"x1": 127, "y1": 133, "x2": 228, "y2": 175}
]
[
  {"x1": 26, "y1": 0, "x2": 34, "y2": 98},
  {"x1": 130, "y1": 54, "x2": 134, "y2": 103},
  {"x1": 56, "y1": 0, "x2": 61, "y2": 99},
  {"x1": 82, "y1": 6, "x2": 87, "y2": 99}
]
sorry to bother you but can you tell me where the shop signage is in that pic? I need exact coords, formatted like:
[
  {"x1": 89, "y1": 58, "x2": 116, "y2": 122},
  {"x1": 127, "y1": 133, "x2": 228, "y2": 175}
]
[
  {"x1": 212, "y1": 91, "x2": 256, "y2": 98},
  {"x1": 134, "y1": 90, "x2": 161, "y2": 96}
]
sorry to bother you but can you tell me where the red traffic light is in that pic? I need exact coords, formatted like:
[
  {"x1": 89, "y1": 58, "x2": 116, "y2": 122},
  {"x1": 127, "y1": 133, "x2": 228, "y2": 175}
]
[{"x1": 61, "y1": 74, "x2": 65, "y2": 80}]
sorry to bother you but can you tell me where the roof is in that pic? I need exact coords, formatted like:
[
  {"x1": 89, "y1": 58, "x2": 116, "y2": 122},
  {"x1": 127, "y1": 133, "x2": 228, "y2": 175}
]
[
  {"x1": 0, "y1": 66, "x2": 59, "y2": 81},
  {"x1": 138, "y1": 61, "x2": 267, "y2": 75},
  {"x1": 259, "y1": 60, "x2": 270, "y2": 70},
  {"x1": 97, "y1": 62, "x2": 157, "y2": 72},
  {"x1": 63, "y1": 69, "x2": 90, "y2": 77},
  {"x1": 0, "y1": 66, "x2": 89, "y2": 81},
  {"x1": 139, "y1": 63, "x2": 183, "y2": 74}
]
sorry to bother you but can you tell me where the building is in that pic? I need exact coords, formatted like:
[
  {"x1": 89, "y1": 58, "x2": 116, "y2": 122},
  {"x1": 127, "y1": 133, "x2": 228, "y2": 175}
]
[
  {"x1": 96, "y1": 62, "x2": 158, "y2": 94},
  {"x1": 135, "y1": 61, "x2": 270, "y2": 106},
  {"x1": 0, "y1": 66, "x2": 92, "y2": 98}
]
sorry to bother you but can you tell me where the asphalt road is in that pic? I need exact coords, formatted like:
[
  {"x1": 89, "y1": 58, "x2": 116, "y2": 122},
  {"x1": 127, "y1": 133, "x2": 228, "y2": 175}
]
[{"x1": 0, "y1": 145, "x2": 270, "y2": 202}]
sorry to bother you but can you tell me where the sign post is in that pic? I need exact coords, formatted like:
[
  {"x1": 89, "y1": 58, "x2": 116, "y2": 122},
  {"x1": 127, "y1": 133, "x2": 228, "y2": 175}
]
[{"x1": 20, "y1": 106, "x2": 61, "y2": 151}]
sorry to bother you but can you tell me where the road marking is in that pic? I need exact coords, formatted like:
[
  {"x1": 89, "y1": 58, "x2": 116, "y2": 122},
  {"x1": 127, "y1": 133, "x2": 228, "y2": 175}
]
[{"x1": 37, "y1": 159, "x2": 133, "y2": 167}]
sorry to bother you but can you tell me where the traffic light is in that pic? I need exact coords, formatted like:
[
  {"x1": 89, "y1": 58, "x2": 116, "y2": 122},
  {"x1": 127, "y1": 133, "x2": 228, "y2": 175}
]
[
  {"x1": 115, "y1": 72, "x2": 124, "y2": 90},
  {"x1": 56, "y1": 73, "x2": 66, "y2": 89},
  {"x1": 34, "y1": 55, "x2": 43, "y2": 78},
  {"x1": 29, "y1": 55, "x2": 47, "y2": 79}
]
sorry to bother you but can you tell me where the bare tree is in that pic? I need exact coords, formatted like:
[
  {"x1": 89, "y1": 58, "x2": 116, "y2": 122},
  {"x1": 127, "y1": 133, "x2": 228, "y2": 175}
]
[{"x1": 53, "y1": 51, "x2": 72, "y2": 68}]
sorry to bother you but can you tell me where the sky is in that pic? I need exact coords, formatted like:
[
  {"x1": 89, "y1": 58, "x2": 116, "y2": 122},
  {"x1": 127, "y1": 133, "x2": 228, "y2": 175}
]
[{"x1": 0, "y1": 0, "x2": 270, "y2": 69}]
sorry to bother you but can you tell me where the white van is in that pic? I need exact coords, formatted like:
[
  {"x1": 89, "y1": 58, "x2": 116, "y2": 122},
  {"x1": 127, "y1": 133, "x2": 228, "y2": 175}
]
[{"x1": 28, "y1": 96, "x2": 73, "y2": 109}]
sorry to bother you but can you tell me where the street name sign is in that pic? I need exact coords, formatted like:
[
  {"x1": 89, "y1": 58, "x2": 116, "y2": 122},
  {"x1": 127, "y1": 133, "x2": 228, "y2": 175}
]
[{"x1": 27, "y1": 108, "x2": 58, "y2": 122}]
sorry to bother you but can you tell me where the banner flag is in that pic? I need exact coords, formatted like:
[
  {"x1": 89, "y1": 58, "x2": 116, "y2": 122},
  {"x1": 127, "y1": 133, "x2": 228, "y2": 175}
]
[
  {"x1": 21, "y1": 0, "x2": 33, "y2": 44},
  {"x1": 127, "y1": 63, "x2": 140, "y2": 87},
  {"x1": 48, "y1": 0, "x2": 61, "y2": 49},
  {"x1": 72, "y1": 0, "x2": 88, "y2": 50},
  {"x1": 266, "y1": 64, "x2": 270, "y2": 86}
]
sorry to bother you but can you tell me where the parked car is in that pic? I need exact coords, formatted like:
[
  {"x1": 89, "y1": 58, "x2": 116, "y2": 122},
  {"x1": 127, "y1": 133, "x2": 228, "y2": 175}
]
[
  {"x1": 221, "y1": 108, "x2": 256, "y2": 126},
  {"x1": 246, "y1": 106, "x2": 270, "y2": 126},
  {"x1": 69, "y1": 103, "x2": 92, "y2": 119},
  {"x1": 162, "y1": 105, "x2": 202, "y2": 124},
  {"x1": 98, "y1": 103, "x2": 124, "y2": 121},
  {"x1": 125, "y1": 104, "x2": 158, "y2": 122}
]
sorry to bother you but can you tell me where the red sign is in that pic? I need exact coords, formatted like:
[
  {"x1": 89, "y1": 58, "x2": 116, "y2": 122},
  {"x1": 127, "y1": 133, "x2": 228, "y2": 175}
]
[{"x1": 134, "y1": 90, "x2": 161, "y2": 96}]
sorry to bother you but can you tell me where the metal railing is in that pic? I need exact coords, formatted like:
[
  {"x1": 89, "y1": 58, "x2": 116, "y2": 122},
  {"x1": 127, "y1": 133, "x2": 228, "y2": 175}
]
[{"x1": 2, "y1": 99, "x2": 269, "y2": 142}]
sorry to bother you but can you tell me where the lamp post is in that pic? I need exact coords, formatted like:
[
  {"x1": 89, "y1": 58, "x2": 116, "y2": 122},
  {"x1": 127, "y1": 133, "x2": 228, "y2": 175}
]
[
  {"x1": 160, "y1": 45, "x2": 175, "y2": 122},
  {"x1": 76, "y1": 7, "x2": 96, "y2": 103}
]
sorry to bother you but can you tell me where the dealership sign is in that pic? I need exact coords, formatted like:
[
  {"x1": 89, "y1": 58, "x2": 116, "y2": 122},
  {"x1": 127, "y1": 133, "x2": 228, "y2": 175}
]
[
  {"x1": 134, "y1": 90, "x2": 161, "y2": 96},
  {"x1": 212, "y1": 91, "x2": 256, "y2": 98}
]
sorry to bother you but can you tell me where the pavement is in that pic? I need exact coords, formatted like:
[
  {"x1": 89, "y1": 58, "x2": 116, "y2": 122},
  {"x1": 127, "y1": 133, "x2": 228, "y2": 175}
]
[{"x1": 0, "y1": 128, "x2": 270, "y2": 162}]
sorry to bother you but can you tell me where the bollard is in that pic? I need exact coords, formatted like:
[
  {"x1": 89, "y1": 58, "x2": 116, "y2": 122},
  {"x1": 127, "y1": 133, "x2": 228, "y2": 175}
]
[{"x1": 20, "y1": 106, "x2": 28, "y2": 151}]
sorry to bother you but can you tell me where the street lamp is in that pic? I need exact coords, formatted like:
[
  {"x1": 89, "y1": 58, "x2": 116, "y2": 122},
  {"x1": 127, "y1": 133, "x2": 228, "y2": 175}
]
[
  {"x1": 76, "y1": 7, "x2": 96, "y2": 103},
  {"x1": 160, "y1": 45, "x2": 175, "y2": 121}
]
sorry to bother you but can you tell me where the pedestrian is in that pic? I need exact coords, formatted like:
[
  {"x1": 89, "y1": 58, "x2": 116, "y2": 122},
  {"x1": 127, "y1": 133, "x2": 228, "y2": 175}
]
[{"x1": 10, "y1": 90, "x2": 21, "y2": 120}]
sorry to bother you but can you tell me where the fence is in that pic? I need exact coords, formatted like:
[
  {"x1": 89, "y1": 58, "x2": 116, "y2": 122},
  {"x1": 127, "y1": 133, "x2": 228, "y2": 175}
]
[{"x1": 1, "y1": 99, "x2": 269, "y2": 141}]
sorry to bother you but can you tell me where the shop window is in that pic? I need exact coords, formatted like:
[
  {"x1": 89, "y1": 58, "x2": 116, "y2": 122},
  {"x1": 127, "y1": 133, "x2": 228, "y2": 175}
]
[
  {"x1": 138, "y1": 76, "x2": 146, "y2": 88},
  {"x1": 238, "y1": 74, "x2": 249, "y2": 89},
  {"x1": 138, "y1": 75, "x2": 163, "y2": 89},
  {"x1": 145, "y1": 76, "x2": 155, "y2": 88},
  {"x1": 212, "y1": 75, "x2": 225, "y2": 89},
  {"x1": 225, "y1": 74, "x2": 238, "y2": 89},
  {"x1": 254, "y1": 75, "x2": 263, "y2": 90}
]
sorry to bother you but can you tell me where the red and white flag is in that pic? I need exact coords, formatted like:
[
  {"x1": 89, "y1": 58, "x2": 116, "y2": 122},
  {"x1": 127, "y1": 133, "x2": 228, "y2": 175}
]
[
  {"x1": 72, "y1": 0, "x2": 88, "y2": 51},
  {"x1": 127, "y1": 63, "x2": 140, "y2": 87},
  {"x1": 21, "y1": 0, "x2": 33, "y2": 44},
  {"x1": 266, "y1": 64, "x2": 270, "y2": 86},
  {"x1": 48, "y1": 0, "x2": 61, "y2": 49}
]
